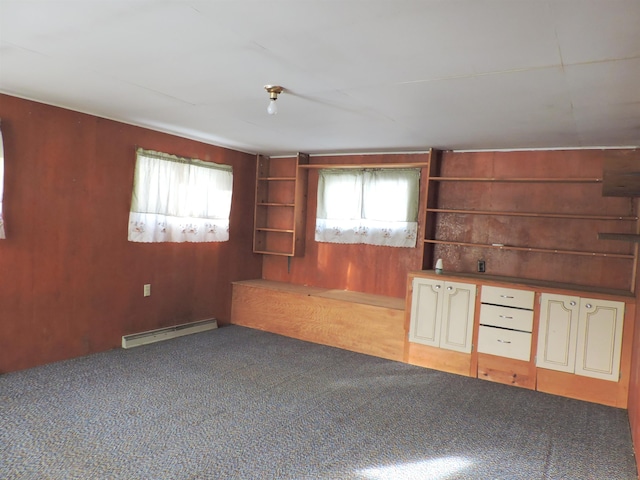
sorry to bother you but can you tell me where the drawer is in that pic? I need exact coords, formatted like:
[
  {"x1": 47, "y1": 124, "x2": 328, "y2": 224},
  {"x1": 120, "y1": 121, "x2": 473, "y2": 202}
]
[
  {"x1": 479, "y1": 304, "x2": 533, "y2": 332},
  {"x1": 481, "y1": 285, "x2": 534, "y2": 310},
  {"x1": 478, "y1": 326, "x2": 532, "y2": 361}
]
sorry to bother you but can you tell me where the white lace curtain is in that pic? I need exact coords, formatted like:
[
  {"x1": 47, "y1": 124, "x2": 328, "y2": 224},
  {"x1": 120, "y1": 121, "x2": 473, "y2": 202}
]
[
  {"x1": 128, "y1": 148, "x2": 233, "y2": 243},
  {"x1": 315, "y1": 168, "x2": 420, "y2": 248},
  {"x1": 0, "y1": 122, "x2": 5, "y2": 239}
]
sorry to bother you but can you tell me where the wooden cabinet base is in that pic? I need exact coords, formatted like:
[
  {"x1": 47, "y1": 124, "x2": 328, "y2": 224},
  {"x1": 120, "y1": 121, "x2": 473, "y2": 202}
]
[
  {"x1": 477, "y1": 353, "x2": 536, "y2": 390},
  {"x1": 231, "y1": 279, "x2": 406, "y2": 362},
  {"x1": 405, "y1": 342, "x2": 474, "y2": 377},
  {"x1": 536, "y1": 368, "x2": 627, "y2": 408}
]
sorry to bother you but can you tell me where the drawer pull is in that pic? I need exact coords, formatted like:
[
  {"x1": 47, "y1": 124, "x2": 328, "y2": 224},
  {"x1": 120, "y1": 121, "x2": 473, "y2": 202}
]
[
  {"x1": 499, "y1": 315, "x2": 513, "y2": 319},
  {"x1": 497, "y1": 339, "x2": 512, "y2": 344},
  {"x1": 500, "y1": 295, "x2": 515, "y2": 299}
]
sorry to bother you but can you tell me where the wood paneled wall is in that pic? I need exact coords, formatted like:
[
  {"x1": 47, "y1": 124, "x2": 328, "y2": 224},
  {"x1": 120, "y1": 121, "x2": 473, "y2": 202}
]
[
  {"x1": 0, "y1": 94, "x2": 262, "y2": 373},
  {"x1": 262, "y1": 153, "x2": 429, "y2": 298},
  {"x1": 629, "y1": 256, "x2": 640, "y2": 460}
]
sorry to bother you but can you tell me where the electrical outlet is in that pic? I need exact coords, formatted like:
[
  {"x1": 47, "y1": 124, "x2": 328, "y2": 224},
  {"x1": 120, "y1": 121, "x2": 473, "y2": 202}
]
[
  {"x1": 143, "y1": 284, "x2": 151, "y2": 297},
  {"x1": 477, "y1": 260, "x2": 486, "y2": 273}
]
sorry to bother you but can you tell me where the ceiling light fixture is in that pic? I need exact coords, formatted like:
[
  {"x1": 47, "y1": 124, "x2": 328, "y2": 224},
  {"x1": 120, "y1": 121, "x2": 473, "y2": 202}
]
[{"x1": 264, "y1": 85, "x2": 283, "y2": 115}]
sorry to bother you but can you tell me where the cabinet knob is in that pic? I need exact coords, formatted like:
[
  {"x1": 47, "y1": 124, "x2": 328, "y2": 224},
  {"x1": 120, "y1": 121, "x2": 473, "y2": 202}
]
[
  {"x1": 434, "y1": 285, "x2": 441, "y2": 290},
  {"x1": 569, "y1": 301, "x2": 577, "y2": 307},
  {"x1": 447, "y1": 286, "x2": 453, "y2": 291},
  {"x1": 585, "y1": 304, "x2": 592, "y2": 309}
]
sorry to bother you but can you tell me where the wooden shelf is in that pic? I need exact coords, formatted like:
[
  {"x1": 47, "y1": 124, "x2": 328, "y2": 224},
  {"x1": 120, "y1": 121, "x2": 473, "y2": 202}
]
[
  {"x1": 253, "y1": 250, "x2": 296, "y2": 257},
  {"x1": 423, "y1": 239, "x2": 635, "y2": 259},
  {"x1": 428, "y1": 177, "x2": 602, "y2": 183},
  {"x1": 598, "y1": 233, "x2": 640, "y2": 243},
  {"x1": 421, "y1": 150, "x2": 638, "y2": 292},
  {"x1": 255, "y1": 227, "x2": 295, "y2": 233},
  {"x1": 257, "y1": 203, "x2": 295, "y2": 207},
  {"x1": 426, "y1": 208, "x2": 637, "y2": 221},
  {"x1": 257, "y1": 177, "x2": 297, "y2": 181},
  {"x1": 300, "y1": 162, "x2": 429, "y2": 170}
]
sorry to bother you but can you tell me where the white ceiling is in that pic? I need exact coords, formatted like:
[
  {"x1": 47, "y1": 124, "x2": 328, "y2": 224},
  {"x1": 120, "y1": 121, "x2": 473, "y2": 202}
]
[{"x1": 1, "y1": 0, "x2": 639, "y2": 156}]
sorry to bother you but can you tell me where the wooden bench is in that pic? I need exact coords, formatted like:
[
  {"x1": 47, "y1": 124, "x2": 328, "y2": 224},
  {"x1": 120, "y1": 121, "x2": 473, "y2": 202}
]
[{"x1": 230, "y1": 279, "x2": 406, "y2": 361}]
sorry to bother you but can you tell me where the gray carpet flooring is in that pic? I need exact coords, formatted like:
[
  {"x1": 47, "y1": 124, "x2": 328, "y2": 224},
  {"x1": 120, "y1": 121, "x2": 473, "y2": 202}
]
[{"x1": 0, "y1": 325, "x2": 637, "y2": 479}]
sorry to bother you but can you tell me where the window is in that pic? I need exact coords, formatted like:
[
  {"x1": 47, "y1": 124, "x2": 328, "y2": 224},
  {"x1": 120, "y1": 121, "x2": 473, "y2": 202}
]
[
  {"x1": 0, "y1": 122, "x2": 5, "y2": 239},
  {"x1": 315, "y1": 168, "x2": 420, "y2": 247},
  {"x1": 128, "y1": 148, "x2": 233, "y2": 243}
]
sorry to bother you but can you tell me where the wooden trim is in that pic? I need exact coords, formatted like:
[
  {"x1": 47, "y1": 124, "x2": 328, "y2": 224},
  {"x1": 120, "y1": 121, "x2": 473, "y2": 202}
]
[
  {"x1": 315, "y1": 289, "x2": 405, "y2": 310},
  {"x1": 253, "y1": 155, "x2": 268, "y2": 254},
  {"x1": 429, "y1": 208, "x2": 637, "y2": 221},
  {"x1": 406, "y1": 342, "x2": 474, "y2": 377},
  {"x1": 257, "y1": 176, "x2": 297, "y2": 181},
  {"x1": 477, "y1": 353, "x2": 536, "y2": 389},
  {"x1": 253, "y1": 250, "x2": 293, "y2": 256},
  {"x1": 423, "y1": 239, "x2": 635, "y2": 259},
  {"x1": 408, "y1": 270, "x2": 634, "y2": 300},
  {"x1": 403, "y1": 274, "x2": 414, "y2": 363},
  {"x1": 422, "y1": 148, "x2": 441, "y2": 270},
  {"x1": 470, "y1": 284, "x2": 482, "y2": 378},
  {"x1": 257, "y1": 202, "x2": 295, "y2": 207},
  {"x1": 632, "y1": 241, "x2": 638, "y2": 294},
  {"x1": 529, "y1": 292, "x2": 542, "y2": 389},
  {"x1": 428, "y1": 177, "x2": 602, "y2": 183},
  {"x1": 255, "y1": 228, "x2": 295, "y2": 233},
  {"x1": 632, "y1": 201, "x2": 640, "y2": 293},
  {"x1": 300, "y1": 162, "x2": 429, "y2": 169},
  {"x1": 294, "y1": 152, "x2": 309, "y2": 257},
  {"x1": 536, "y1": 369, "x2": 629, "y2": 408}
]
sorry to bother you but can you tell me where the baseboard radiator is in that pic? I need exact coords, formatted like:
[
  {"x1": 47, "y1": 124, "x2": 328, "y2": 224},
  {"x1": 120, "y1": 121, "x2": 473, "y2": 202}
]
[{"x1": 121, "y1": 318, "x2": 218, "y2": 349}]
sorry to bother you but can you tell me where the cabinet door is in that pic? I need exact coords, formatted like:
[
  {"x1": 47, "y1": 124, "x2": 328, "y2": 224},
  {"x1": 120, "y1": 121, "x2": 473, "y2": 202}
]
[
  {"x1": 440, "y1": 281, "x2": 476, "y2": 353},
  {"x1": 574, "y1": 298, "x2": 624, "y2": 381},
  {"x1": 536, "y1": 293, "x2": 579, "y2": 373},
  {"x1": 408, "y1": 277, "x2": 443, "y2": 347}
]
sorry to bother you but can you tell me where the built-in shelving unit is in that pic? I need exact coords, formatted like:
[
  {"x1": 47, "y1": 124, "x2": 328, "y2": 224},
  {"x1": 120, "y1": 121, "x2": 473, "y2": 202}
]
[
  {"x1": 253, "y1": 153, "x2": 309, "y2": 256},
  {"x1": 422, "y1": 151, "x2": 639, "y2": 292}
]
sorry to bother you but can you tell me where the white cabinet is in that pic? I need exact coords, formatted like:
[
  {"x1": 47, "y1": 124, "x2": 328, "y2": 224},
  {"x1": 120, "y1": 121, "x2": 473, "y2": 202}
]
[
  {"x1": 480, "y1": 286, "x2": 535, "y2": 310},
  {"x1": 409, "y1": 277, "x2": 476, "y2": 354},
  {"x1": 477, "y1": 325, "x2": 533, "y2": 361},
  {"x1": 537, "y1": 293, "x2": 579, "y2": 373},
  {"x1": 477, "y1": 286, "x2": 535, "y2": 361},
  {"x1": 575, "y1": 298, "x2": 625, "y2": 381},
  {"x1": 537, "y1": 294, "x2": 624, "y2": 382}
]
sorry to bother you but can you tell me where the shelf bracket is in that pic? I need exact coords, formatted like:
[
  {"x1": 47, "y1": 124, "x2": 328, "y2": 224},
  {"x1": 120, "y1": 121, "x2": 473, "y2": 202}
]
[{"x1": 598, "y1": 233, "x2": 640, "y2": 243}]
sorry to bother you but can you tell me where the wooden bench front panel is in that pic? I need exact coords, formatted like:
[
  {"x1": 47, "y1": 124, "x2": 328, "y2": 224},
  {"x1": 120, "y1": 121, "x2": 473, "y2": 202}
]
[{"x1": 231, "y1": 280, "x2": 405, "y2": 362}]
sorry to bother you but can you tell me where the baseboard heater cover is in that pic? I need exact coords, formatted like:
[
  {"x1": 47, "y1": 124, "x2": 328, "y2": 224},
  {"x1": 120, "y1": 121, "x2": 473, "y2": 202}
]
[{"x1": 122, "y1": 318, "x2": 218, "y2": 349}]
